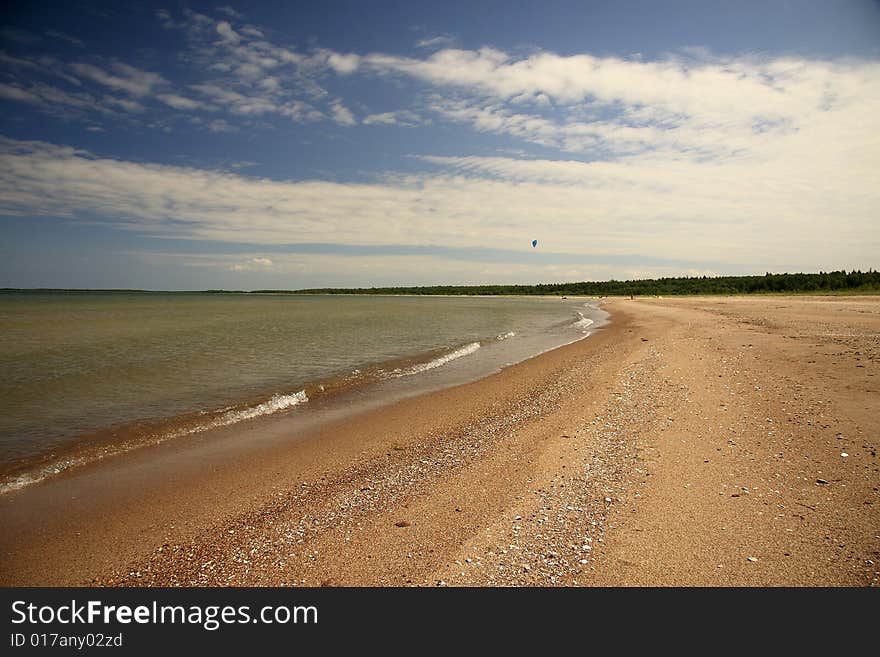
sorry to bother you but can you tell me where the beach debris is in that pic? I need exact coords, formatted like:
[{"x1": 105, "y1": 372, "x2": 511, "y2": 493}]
[
  {"x1": 394, "y1": 520, "x2": 411, "y2": 527},
  {"x1": 840, "y1": 452, "x2": 849, "y2": 457},
  {"x1": 816, "y1": 478, "x2": 829, "y2": 485},
  {"x1": 747, "y1": 556, "x2": 759, "y2": 563},
  {"x1": 531, "y1": 239, "x2": 538, "y2": 248}
]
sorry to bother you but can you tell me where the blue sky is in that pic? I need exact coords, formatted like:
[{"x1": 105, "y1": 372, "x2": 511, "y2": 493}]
[{"x1": 1, "y1": 1, "x2": 878, "y2": 289}]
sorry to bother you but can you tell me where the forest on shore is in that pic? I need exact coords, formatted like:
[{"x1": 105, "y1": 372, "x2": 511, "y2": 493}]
[{"x1": 283, "y1": 270, "x2": 880, "y2": 297}]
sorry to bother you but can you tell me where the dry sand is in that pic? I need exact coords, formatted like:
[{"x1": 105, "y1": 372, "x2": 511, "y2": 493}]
[{"x1": 0, "y1": 295, "x2": 877, "y2": 586}]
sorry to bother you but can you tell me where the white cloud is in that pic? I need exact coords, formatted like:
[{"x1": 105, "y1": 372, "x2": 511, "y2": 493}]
[
  {"x1": 358, "y1": 48, "x2": 880, "y2": 163},
  {"x1": 240, "y1": 25, "x2": 264, "y2": 38},
  {"x1": 415, "y1": 35, "x2": 456, "y2": 50},
  {"x1": 362, "y1": 110, "x2": 422, "y2": 126},
  {"x1": 207, "y1": 118, "x2": 238, "y2": 133},
  {"x1": 216, "y1": 5, "x2": 244, "y2": 20},
  {"x1": 0, "y1": 81, "x2": 107, "y2": 116},
  {"x1": 2, "y1": 16, "x2": 878, "y2": 281},
  {"x1": 0, "y1": 52, "x2": 83, "y2": 87},
  {"x1": 364, "y1": 47, "x2": 803, "y2": 115},
  {"x1": 103, "y1": 96, "x2": 145, "y2": 113},
  {"x1": 156, "y1": 9, "x2": 177, "y2": 29},
  {"x1": 0, "y1": 83, "x2": 43, "y2": 105},
  {"x1": 156, "y1": 9, "x2": 360, "y2": 127},
  {"x1": 0, "y1": 137, "x2": 876, "y2": 274},
  {"x1": 330, "y1": 100, "x2": 356, "y2": 126},
  {"x1": 69, "y1": 61, "x2": 166, "y2": 97},
  {"x1": 191, "y1": 83, "x2": 277, "y2": 115},
  {"x1": 215, "y1": 21, "x2": 240, "y2": 45},
  {"x1": 157, "y1": 93, "x2": 204, "y2": 110},
  {"x1": 229, "y1": 257, "x2": 273, "y2": 271},
  {"x1": 323, "y1": 51, "x2": 360, "y2": 75}
]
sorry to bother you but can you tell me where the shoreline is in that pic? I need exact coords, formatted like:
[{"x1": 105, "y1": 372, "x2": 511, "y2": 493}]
[
  {"x1": 0, "y1": 300, "x2": 617, "y2": 585},
  {"x1": 1, "y1": 295, "x2": 877, "y2": 586},
  {"x1": 0, "y1": 298, "x2": 606, "y2": 495}
]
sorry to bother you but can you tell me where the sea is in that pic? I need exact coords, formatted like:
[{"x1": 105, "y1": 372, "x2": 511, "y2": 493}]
[{"x1": 0, "y1": 291, "x2": 607, "y2": 492}]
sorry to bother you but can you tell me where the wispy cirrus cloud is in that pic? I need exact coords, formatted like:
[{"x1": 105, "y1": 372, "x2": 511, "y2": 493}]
[
  {"x1": 156, "y1": 93, "x2": 204, "y2": 111},
  {"x1": 68, "y1": 61, "x2": 165, "y2": 96},
  {"x1": 362, "y1": 110, "x2": 423, "y2": 126},
  {"x1": 415, "y1": 35, "x2": 457, "y2": 51},
  {"x1": 1, "y1": 53, "x2": 169, "y2": 123},
  {"x1": 215, "y1": 5, "x2": 244, "y2": 21},
  {"x1": 0, "y1": 80, "x2": 116, "y2": 119},
  {"x1": 362, "y1": 47, "x2": 880, "y2": 162},
  {"x1": 162, "y1": 8, "x2": 369, "y2": 127},
  {"x1": 0, "y1": 8, "x2": 365, "y2": 130}
]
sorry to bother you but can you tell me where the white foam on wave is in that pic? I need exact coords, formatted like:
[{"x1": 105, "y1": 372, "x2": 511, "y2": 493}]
[
  {"x1": 0, "y1": 390, "x2": 309, "y2": 495},
  {"x1": 389, "y1": 342, "x2": 481, "y2": 377},
  {"x1": 496, "y1": 331, "x2": 516, "y2": 341},
  {"x1": 169, "y1": 390, "x2": 309, "y2": 439},
  {"x1": 211, "y1": 390, "x2": 309, "y2": 427},
  {"x1": 573, "y1": 312, "x2": 594, "y2": 333},
  {"x1": 0, "y1": 456, "x2": 88, "y2": 495}
]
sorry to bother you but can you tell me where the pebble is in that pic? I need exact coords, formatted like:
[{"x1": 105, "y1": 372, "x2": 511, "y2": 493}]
[{"x1": 747, "y1": 556, "x2": 758, "y2": 562}]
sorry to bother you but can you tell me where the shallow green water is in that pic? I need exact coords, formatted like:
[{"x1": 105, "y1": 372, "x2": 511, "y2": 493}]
[{"x1": 0, "y1": 291, "x2": 604, "y2": 471}]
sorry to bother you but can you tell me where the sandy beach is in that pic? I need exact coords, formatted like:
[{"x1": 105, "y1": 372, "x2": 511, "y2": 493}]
[{"x1": 1, "y1": 295, "x2": 877, "y2": 587}]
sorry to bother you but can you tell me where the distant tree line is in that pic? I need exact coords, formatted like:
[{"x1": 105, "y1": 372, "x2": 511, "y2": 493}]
[{"x1": 280, "y1": 270, "x2": 880, "y2": 297}]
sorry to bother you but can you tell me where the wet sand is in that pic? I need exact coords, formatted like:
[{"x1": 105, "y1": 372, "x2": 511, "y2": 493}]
[{"x1": 0, "y1": 295, "x2": 877, "y2": 586}]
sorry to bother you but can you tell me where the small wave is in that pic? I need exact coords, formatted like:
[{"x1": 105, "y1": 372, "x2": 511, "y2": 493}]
[
  {"x1": 573, "y1": 312, "x2": 594, "y2": 333},
  {"x1": 168, "y1": 391, "x2": 309, "y2": 439},
  {"x1": 496, "y1": 331, "x2": 516, "y2": 341},
  {"x1": 0, "y1": 390, "x2": 309, "y2": 495},
  {"x1": 389, "y1": 342, "x2": 481, "y2": 377},
  {"x1": 0, "y1": 456, "x2": 88, "y2": 495},
  {"x1": 210, "y1": 391, "x2": 308, "y2": 427}
]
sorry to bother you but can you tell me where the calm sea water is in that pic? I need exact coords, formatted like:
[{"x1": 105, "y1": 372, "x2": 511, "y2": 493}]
[{"x1": 0, "y1": 291, "x2": 606, "y2": 490}]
